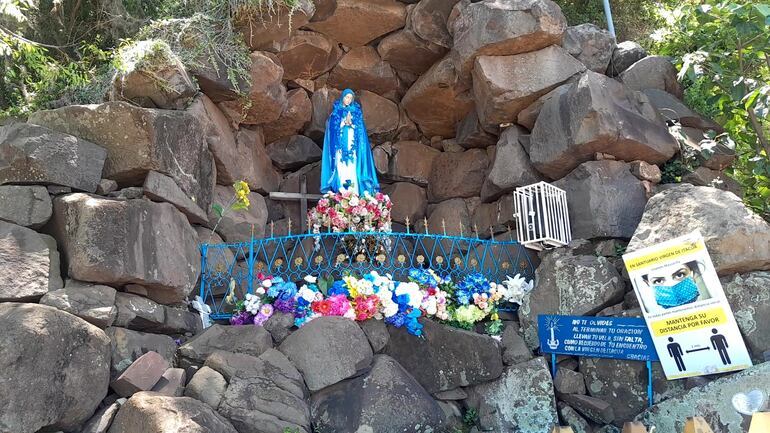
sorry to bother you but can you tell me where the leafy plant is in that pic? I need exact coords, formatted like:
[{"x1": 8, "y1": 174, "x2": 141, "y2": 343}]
[
  {"x1": 208, "y1": 180, "x2": 252, "y2": 243},
  {"x1": 463, "y1": 408, "x2": 479, "y2": 427}
]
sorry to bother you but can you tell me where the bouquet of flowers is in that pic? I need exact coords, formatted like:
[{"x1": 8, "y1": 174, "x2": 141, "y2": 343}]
[{"x1": 308, "y1": 190, "x2": 392, "y2": 234}]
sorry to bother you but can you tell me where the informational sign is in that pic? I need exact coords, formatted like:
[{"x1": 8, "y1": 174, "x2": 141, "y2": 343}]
[
  {"x1": 623, "y1": 231, "x2": 752, "y2": 379},
  {"x1": 538, "y1": 315, "x2": 659, "y2": 361}
]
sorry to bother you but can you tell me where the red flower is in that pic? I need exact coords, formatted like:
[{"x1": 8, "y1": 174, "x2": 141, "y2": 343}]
[
  {"x1": 427, "y1": 287, "x2": 437, "y2": 296},
  {"x1": 312, "y1": 300, "x2": 332, "y2": 316}
]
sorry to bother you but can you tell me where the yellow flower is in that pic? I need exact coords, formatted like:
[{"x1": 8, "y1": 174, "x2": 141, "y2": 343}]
[
  {"x1": 491, "y1": 312, "x2": 499, "y2": 321},
  {"x1": 343, "y1": 276, "x2": 359, "y2": 298},
  {"x1": 233, "y1": 181, "x2": 251, "y2": 209}
]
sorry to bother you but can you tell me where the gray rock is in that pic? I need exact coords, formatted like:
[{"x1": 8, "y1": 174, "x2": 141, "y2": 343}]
[
  {"x1": 184, "y1": 366, "x2": 227, "y2": 409},
  {"x1": 387, "y1": 140, "x2": 441, "y2": 186},
  {"x1": 143, "y1": 171, "x2": 208, "y2": 225},
  {"x1": 472, "y1": 46, "x2": 585, "y2": 128},
  {"x1": 642, "y1": 89, "x2": 721, "y2": 131},
  {"x1": 557, "y1": 402, "x2": 592, "y2": 433},
  {"x1": 637, "y1": 362, "x2": 770, "y2": 433},
  {"x1": 96, "y1": 179, "x2": 118, "y2": 195},
  {"x1": 105, "y1": 327, "x2": 177, "y2": 379},
  {"x1": 456, "y1": 107, "x2": 498, "y2": 149},
  {"x1": 47, "y1": 185, "x2": 72, "y2": 195},
  {"x1": 48, "y1": 194, "x2": 201, "y2": 304},
  {"x1": 310, "y1": 355, "x2": 446, "y2": 433},
  {"x1": 501, "y1": 323, "x2": 533, "y2": 365},
  {"x1": 530, "y1": 71, "x2": 678, "y2": 180},
  {"x1": 0, "y1": 185, "x2": 52, "y2": 228},
  {"x1": 382, "y1": 182, "x2": 428, "y2": 225},
  {"x1": 114, "y1": 292, "x2": 165, "y2": 331},
  {"x1": 627, "y1": 184, "x2": 770, "y2": 275},
  {"x1": 465, "y1": 357, "x2": 558, "y2": 433},
  {"x1": 218, "y1": 349, "x2": 310, "y2": 433},
  {"x1": 580, "y1": 357, "x2": 685, "y2": 426},
  {"x1": 207, "y1": 185, "x2": 269, "y2": 242},
  {"x1": 561, "y1": 393, "x2": 615, "y2": 425},
  {"x1": 620, "y1": 56, "x2": 683, "y2": 99},
  {"x1": 30, "y1": 102, "x2": 214, "y2": 211},
  {"x1": 519, "y1": 248, "x2": 624, "y2": 348},
  {"x1": 151, "y1": 368, "x2": 186, "y2": 397},
  {"x1": 428, "y1": 148, "x2": 488, "y2": 202},
  {"x1": 107, "y1": 392, "x2": 237, "y2": 433},
  {"x1": 554, "y1": 161, "x2": 648, "y2": 239},
  {"x1": 279, "y1": 316, "x2": 373, "y2": 392},
  {"x1": 0, "y1": 303, "x2": 111, "y2": 433},
  {"x1": 606, "y1": 41, "x2": 647, "y2": 77},
  {"x1": 682, "y1": 166, "x2": 743, "y2": 197},
  {"x1": 107, "y1": 187, "x2": 143, "y2": 199},
  {"x1": 179, "y1": 324, "x2": 273, "y2": 365},
  {"x1": 481, "y1": 126, "x2": 542, "y2": 202},
  {"x1": 722, "y1": 272, "x2": 770, "y2": 360},
  {"x1": 40, "y1": 280, "x2": 117, "y2": 328},
  {"x1": 0, "y1": 221, "x2": 62, "y2": 301},
  {"x1": 562, "y1": 24, "x2": 615, "y2": 73},
  {"x1": 434, "y1": 388, "x2": 468, "y2": 401},
  {"x1": 0, "y1": 123, "x2": 107, "y2": 192},
  {"x1": 517, "y1": 83, "x2": 573, "y2": 131},
  {"x1": 265, "y1": 135, "x2": 322, "y2": 171},
  {"x1": 360, "y1": 319, "x2": 390, "y2": 353},
  {"x1": 554, "y1": 368, "x2": 586, "y2": 395},
  {"x1": 450, "y1": 0, "x2": 567, "y2": 81},
  {"x1": 385, "y1": 319, "x2": 503, "y2": 394},
  {"x1": 79, "y1": 402, "x2": 121, "y2": 433}
]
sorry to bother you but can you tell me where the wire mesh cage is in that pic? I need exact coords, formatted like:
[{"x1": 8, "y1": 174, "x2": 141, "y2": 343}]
[{"x1": 513, "y1": 181, "x2": 571, "y2": 251}]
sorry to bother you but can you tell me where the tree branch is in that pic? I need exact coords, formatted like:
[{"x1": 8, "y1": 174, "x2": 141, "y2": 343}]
[{"x1": 748, "y1": 108, "x2": 770, "y2": 156}]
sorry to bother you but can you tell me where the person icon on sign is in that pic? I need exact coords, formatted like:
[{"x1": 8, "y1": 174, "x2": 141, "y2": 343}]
[
  {"x1": 710, "y1": 328, "x2": 731, "y2": 365},
  {"x1": 667, "y1": 337, "x2": 686, "y2": 372}
]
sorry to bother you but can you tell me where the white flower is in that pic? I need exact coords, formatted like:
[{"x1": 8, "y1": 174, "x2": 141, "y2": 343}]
[
  {"x1": 423, "y1": 297, "x2": 438, "y2": 316},
  {"x1": 262, "y1": 279, "x2": 273, "y2": 288},
  {"x1": 304, "y1": 275, "x2": 317, "y2": 284},
  {"x1": 395, "y1": 281, "x2": 422, "y2": 309},
  {"x1": 500, "y1": 274, "x2": 534, "y2": 304},
  {"x1": 383, "y1": 301, "x2": 399, "y2": 318},
  {"x1": 255, "y1": 286, "x2": 266, "y2": 296},
  {"x1": 349, "y1": 196, "x2": 360, "y2": 207},
  {"x1": 298, "y1": 285, "x2": 317, "y2": 303}
]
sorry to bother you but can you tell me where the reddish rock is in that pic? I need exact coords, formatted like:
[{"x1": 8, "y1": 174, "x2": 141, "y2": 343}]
[
  {"x1": 234, "y1": 128, "x2": 282, "y2": 194},
  {"x1": 108, "y1": 392, "x2": 238, "y2": 433},
  {"x1": 263, "y1": 88, "x2": 312, "y2": 144},
  {"x1": 472, "y1": 46, "x2": 585, "y2": 128},
  {"x1": 150, "y1": 368, "x2": 186, "y2": 397},
  {"x1": 410, "y1": 0, "x2": 461, "y2": 48},
  {"x1": 305, "y1": 87, "x2": 342, "y2": 141},
  {"x1": 450, "y1": 0, "x2": 567, "y2": 81},
  {"x1": 428, "y1": 149, "x2": 489, "y2": 202},
  {"x1": 234, "y1": 0, "x2": 316, "y2": 51},
  {"x1": 383, "y1": 182, "x2": 427, "y2": 224},
  {"x1": 516, "y1": 83, "x2": 572, "y2": 130},
  {"x1": 682, "y1": 166, "x2": 743, "y2": 197},
  {"x1": 276, "y1": 30, "x2": 342, "y2": 81},
  {"x1": 642, "y1": 88, "x2": 722, "y2": 131},
  {"x1": 328, "y1": 46, "x2": 400, "y2": 98},
  {"x1": 456, "y1": 109, "x2": 498, "y2": 149},
  {"x1": 620, "y1": 56, "x2": 683, "y2": 99},
  {"x1": 389, "y1": 141, "x2": 441, "y2": 186},
  {"x1": 110, "y1": 351, "x2": 170, "y2": 398},
  {"x1": 187, "y1": 96, "x2": 239, "y2": 186},
  {"x1": 218, "y1": 52, "x2": 287, "y2": 125},
  {"x1": 630, "y1": 160, "x2": 662, "y2": 184},
  {"x1": 311, "y1": 0, "x2": 338, "y2": 22},
  {"x1": 306, "y1": 0, "x2": 407, "y2": 47},
  {"x1": 377, "y1": 6, "x2": 447, "y2": 75},
  {"x1": 266, "y1": 135, "x2": 323, "y2": 171},
  {"x1": 143, "y1": 171, "x2": 208, "y2": 225},
  {"x1": 359, "y1": 90, "x2": 400, "y2": 143},
  {"x1": 402, "y1": 56, "x2": 475, "y2": 137},
  {"x1": 481, "y1": 126, "x2": 542, "y2": 202},
  {"x1": 562, "y1": 24, "x2": 615, "y2": 73},
  {"x1": 207, "y1": 185, "x2": 269, "y2": 242}
]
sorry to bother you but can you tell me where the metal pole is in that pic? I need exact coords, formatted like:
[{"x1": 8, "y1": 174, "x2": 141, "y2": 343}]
[
  {"x1": 602, "y1": 0, "x2": 616, "y2": 38},
  {"x1": 646, "y1": 360, "x2": 654, "y2": 408}
]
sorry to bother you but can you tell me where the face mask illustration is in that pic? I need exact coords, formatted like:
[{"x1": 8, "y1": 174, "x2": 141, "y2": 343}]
[{"x1": 654, "y1": 276, "x2": 699, "y2": 308}]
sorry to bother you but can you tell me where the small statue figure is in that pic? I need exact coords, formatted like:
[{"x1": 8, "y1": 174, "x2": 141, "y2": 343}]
[{"x1": 319, "y1": 88, "x2": 380, "y2": 196}]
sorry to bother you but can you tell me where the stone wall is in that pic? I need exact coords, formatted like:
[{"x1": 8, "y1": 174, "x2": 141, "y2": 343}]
[{"x1": 1, "y1": 0, "x2": 769, "y2": 432}]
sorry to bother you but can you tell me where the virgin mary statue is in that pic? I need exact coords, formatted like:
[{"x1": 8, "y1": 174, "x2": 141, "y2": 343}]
[{"x1": 320, "y1": 89, "x2": 380, "y2": 196}]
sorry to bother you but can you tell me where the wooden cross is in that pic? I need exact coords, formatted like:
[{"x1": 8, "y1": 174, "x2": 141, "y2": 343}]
[{"x1": 268, "y1": 175, "x2": 322, "y2": 234}]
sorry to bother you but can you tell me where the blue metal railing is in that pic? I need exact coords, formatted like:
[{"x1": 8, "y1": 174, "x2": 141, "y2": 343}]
[{"x1": 199, "y1": 231, "x2": 535, "y2": 320}]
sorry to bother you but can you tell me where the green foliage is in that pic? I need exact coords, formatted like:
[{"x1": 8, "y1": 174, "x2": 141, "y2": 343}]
[
  {"x1": 484, "y1": 320, "x2": 504, "y2": 336},
  {"x1": 463, "y1": 408, "x2": 479, "y2": 427},
  {"x1": 651, "y1": 1, "x2": 770, "y2": 219}
]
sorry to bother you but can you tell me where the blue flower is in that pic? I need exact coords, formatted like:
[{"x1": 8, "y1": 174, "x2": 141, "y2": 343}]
[
  {"x1": 328, "y1": 280, "x2": 349, "y2": 297},
  {"x1": 408, "y1": 268, "x2": 436, "y2": 287},
  {"x1": 455, "y1": 272, "x2": 490, "y2": 305}
]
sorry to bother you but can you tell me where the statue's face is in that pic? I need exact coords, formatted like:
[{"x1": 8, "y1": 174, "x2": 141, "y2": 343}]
[{"x1": 343, "y1": 93, "x2": 354, "y2": 106}]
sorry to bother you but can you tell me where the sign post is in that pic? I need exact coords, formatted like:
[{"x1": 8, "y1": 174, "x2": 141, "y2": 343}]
[{"x1": 538, "y1": 314, "x2": 659, "y2": 407}]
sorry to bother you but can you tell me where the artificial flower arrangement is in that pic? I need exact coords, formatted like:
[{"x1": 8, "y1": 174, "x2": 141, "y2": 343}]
[{"x1": 229, "y1": 268, "x2": 534, "y2": 338}]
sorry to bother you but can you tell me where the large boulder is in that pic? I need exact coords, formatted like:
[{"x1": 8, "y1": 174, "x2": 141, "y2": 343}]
[
  {"x1": 218, "y1": 349, "x2": 311, "y2": 433},
  {"x1": 106, "y1": 327, "x2": 177, "y2": 379},
  {"x1": 266, "y1": 135, "x2": 322, "y2": 171},
  {"x1": 0, "y1": 303, "x2": 111, "y2": 433},
  {"x1": 359, "y1": 90, "x2": 400, "y2": 143},
  {"x1": 218, "y1": 52, "x2": 288, "y2": 126},
  {"x1": 0, "y1": 185, "x2": 52, "y2": 229},
  {"x1": 402, "y1": 56, "x2": 475, "y2": 138},
  {"x1": 185, "y1": 366, "x2": 227, "y2": 409},
  {"x1": 305, "y1": 0, "x2": 407, "y2": 47},
  {"x1": 143, "y1": 170, "x2": 209, "y2": 225},
  {"x1": 472, "y1": 195, "x2": 516, "y2": 238},
  {"x1": 0, "y1": 123, "x2": 106, "y2": 192},
  {"x1": 606, "y1": 41, "x2": 647, "y2": 77},
  {"x1": 275, "y1": 30, "x2": 342, "y2": 81},
  {"x1": 553, "y1": 161, "x2": 647, "y2": 239},
  {"x1": 518, "y1": 247, "x2": 624, "y2": 347},
  {"x1": 179, "y1": 324, "x2": 274, "y2": 365},
  {"x1": 427, "y1": 148, "x2": 489, "y2": 202},
  {"x1": 377, "y1": 6, "x2": 448, "y2": 75},
  {"x1": 186, "y1": 95, "x2": 238, "y2": 185},
  {"x1": 0, "y1": 221, "x2": 62, "y2": 301},
  {"x1": 279, "y1": 316, "x2": 373, "y2": 392},
  {"x1": 516, "y1": 82, "x2": 572, "y2": 130},
  {"x1": 410, "y1": 0, "x2": 461, "y2": 48},
  {"x1": 465, "y1": 358, "x2": 558, "y2": 433},
  {"x1": 722, "y1": 272, "x2": 770, "y2": 360},
  {"x1": 40, "y1": 280, "x2": 118, "y2": 328},
  {"x1": 305, "y1": 87, "x2": 342, "y2": 142},
  {"x1": 387, "y1": 140, "x2": 441, "y2": 186},
  {"x1": 580, "y1": 358, "x2": 685, "y2": 425},
  {"x1": 481, "y1": 126, "x2": 542, "y2": 202},
  {"x1": 263, "y1": 89, "x2": 312, "y2": 144},
  {"x1": 449, "y1": 0, "x2": 567, "y2": 81},
  {"x1": 642, "y1": 89, "x2": 722, "y2": 131},
  {"x1": 207, "y1": 185, "x2": 269, "y2": 242},
  {"x1": 48, "y1": 194, "x2": 200, "y2": 304},
  {"x1": 29, "y1": 102, "x2": 214, "y2": 210},
  {"x1": 682, "y1": 166, "x2": 743, "y2": 197},
  {"x1": 233, "y1": 128, "x2": 282, "y2": 193},
  {"x1": 456, "y1": 109, "x2": 498, "y2": 149},
  {"x1": 234, "y1": 0, "x2": 315, "y2": 51},
  {"x1": 385, "y1": 319, "x2": 503, "y2": 394},
  {"x1": 427, "y1": 198, "x2": 472, "y2": 239},
  {"x1": 530, "y1": 71, "x2": 678, "y2": 180},
  {"x1": 107, "y1": 392, "x2": 238, "y2": 433},
  {"x1": 382, "y1": 182, "x2": 427, "y2": 224},
  {"x1": 619, "y1": 56, "x2": 683, "y2": 99},
  {"x1": 311, "y1": 355, "x2": 446, "y2": 433},
  {"x1": 562, "y1": 24, "x2": 615, "y2": 73},
  {"x1": 637, "y1": 362, "x2": 770, "y2": 433},
  {"x1": 472, "y1": 46, "x2": 585, "y2": 128},
  {"x1": 327, "y1": 46, "x2": 400, "y2": 98},
  {"x1": 627, "y1": 184, "x2": 770, "y2": 275}
]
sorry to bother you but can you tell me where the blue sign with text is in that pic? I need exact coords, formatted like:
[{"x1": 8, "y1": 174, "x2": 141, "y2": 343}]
[{"x1": 538, "y1": 315, "x2": 659, "y2": 362}]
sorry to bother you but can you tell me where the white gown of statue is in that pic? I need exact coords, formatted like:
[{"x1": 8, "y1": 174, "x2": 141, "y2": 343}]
[{"x1": 335, "y1": 118, "x2": 358, "y2": 194}]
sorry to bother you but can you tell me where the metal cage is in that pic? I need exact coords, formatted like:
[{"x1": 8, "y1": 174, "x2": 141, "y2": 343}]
[{"x1": 513, "y1": 181, "x2": 571, "y2": 251}]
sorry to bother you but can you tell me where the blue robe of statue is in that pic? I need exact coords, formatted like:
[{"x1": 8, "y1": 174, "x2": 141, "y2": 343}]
[{"x1": 320, "y1": 89, "x2": 380, "y2": 196}]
